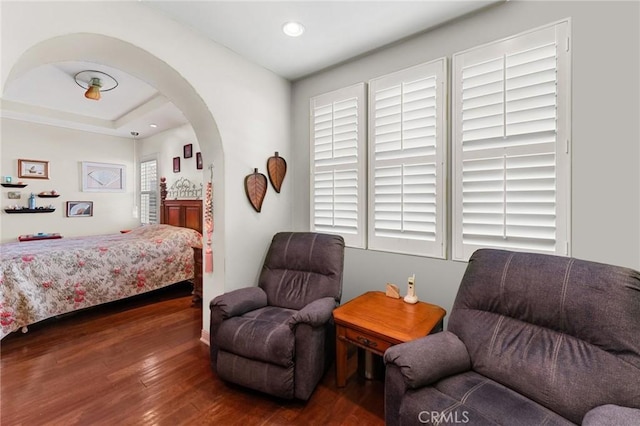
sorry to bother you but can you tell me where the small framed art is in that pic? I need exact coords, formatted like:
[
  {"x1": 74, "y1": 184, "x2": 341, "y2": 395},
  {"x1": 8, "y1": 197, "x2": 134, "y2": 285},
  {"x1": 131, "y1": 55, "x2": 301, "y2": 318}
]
[
  {"x1": 183, "y1": 144, "x2": 193, "y2": 158},
  {"x1": 18, "y1": 159, "x2": 49, "y2": 179},
  {"x1": 196, "y1": 152, "x2": 203, "y2": 170},
  {"x1": 67, "y1": 201, "x2": 93, "y2": 217},
  {"x1": 173, "y1": 157, "x2": 181, "y2": 173}
]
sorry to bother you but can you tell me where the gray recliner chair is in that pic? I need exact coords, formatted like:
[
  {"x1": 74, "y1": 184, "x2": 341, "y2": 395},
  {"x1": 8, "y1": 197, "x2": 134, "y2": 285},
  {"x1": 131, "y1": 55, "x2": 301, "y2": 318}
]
[
  {"x1": 210, "y1": 232, "x2": 345, "y2": 400},
  {"x1": 384, "y1": 249, "x2": 640, "y2": 425}
]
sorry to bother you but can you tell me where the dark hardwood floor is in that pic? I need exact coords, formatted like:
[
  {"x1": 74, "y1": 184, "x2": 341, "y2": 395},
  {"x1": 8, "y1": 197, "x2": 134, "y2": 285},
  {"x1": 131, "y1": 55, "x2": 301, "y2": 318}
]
[{"x1": 0, "y1": 283, "x2": 384, "y2": 425}]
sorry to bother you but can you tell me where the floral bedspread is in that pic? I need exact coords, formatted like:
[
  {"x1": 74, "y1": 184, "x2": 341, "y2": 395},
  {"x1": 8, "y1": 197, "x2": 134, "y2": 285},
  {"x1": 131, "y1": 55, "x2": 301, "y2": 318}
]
[{"x1": 0, "y1": 224, "x2": 202, "y2": 339}]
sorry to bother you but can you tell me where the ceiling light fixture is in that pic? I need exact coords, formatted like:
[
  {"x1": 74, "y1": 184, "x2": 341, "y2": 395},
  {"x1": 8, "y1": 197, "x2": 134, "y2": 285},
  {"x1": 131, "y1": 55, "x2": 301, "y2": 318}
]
[
  {"x1": 149, "y1": 123, "x2": 158, "y2": 128},
  {"x1": 74, "y1": 70, "x2": 118, "y2": 101},
  {"x1": 282, "y1": 21, "x2": 305, "y2": 37}
]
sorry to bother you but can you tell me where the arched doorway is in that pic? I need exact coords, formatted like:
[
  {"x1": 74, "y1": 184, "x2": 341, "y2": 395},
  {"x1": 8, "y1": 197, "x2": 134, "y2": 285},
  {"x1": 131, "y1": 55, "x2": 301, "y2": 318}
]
[{"x1": 2, "y1": 33, "x2": 226, "y2": 339}]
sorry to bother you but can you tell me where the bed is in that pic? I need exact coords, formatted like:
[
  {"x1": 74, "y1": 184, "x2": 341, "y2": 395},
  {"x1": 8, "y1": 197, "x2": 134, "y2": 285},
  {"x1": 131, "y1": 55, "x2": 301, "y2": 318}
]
[{"x1": 0, "y1": 188, "x2": 203, "y2": 340}]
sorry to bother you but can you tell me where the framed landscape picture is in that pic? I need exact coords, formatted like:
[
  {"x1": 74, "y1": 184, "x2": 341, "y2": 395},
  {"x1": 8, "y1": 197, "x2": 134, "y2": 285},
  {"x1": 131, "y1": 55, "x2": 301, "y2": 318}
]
[
  {"x1": 81, "y1": 162, "x2": 125, "y2": 192},
  {"x1": 18, "y1": 159, "x2": 49, "y2": 179}
]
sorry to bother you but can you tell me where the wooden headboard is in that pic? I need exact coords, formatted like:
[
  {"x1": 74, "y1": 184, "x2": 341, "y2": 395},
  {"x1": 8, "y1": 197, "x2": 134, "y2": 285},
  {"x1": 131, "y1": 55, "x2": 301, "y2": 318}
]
[{"x1": 159, "y1": 177, "x2": 203, "y2": 235}]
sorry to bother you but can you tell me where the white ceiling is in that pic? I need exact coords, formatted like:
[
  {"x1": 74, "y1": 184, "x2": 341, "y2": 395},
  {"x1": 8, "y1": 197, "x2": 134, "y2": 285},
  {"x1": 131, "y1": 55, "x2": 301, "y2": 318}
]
[
  {"x1": 1, "y1": 1, "x2": 502, "y2": 140},
  {"x1": 144, "y1": 0, "x2": 501, "y2": 80}
]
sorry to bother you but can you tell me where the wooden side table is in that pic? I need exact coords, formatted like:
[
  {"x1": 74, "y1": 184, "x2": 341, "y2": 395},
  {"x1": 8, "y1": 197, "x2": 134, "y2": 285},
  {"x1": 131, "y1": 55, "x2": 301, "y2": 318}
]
[{"x1": 333, "y1": 291, "x2": 446, "y2": 387}]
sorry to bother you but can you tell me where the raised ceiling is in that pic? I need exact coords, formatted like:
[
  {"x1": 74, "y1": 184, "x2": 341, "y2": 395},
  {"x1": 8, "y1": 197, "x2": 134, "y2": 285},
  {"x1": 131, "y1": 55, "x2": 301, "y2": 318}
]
[
  {"x1": 2, "y1": 61, "x2": 188, "y2": 140},
  {"x1": 1, "y1": 1, "x2": 502, "y2": 140}
]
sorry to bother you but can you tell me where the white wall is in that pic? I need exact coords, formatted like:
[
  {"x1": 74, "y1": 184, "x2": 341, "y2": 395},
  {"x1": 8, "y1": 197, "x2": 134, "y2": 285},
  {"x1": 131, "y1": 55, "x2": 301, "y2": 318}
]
[
  {"x1": 0, "y1": 118, "x2": 140, "y2": 242},
  {"x1": 0, "y1": 119, "x2": 205, "y2": 243},
  {"x1": 291, "y1": 1, "x2": 640, "y2": 318},
  {"x1": 1, "y1": 1, "x2": 293, "y2": 337},
  {"x1": 139, "y1": 123, "x2": 203, "y2": 191}
]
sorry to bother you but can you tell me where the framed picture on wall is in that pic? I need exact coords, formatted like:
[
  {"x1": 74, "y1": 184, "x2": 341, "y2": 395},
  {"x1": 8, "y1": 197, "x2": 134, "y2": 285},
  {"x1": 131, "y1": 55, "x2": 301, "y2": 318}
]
[
  {"x1": 183, "y1": 143, "x2": 193, "y2": 158},
  {"x1": 66, "y1": 201, "x2": 93, "y2": 217},
  {"x1": 173, "y1": 157, "x2": 181, "y2": 173},
  {"x1": 18, "y1": 159, "x2": 49, "y2": 179},
  {"x1": 81, "y1": 162, "x2": 125, "y2": 192},
  {"x1": 196, "y1": 152, "x2": 203, "y2": 170}
]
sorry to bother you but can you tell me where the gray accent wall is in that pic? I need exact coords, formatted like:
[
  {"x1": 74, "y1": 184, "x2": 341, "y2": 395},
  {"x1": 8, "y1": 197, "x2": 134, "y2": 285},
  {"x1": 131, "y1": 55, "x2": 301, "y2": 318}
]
[{"x1": 291, "y1": 1, "x2": 640, "y2": 320}]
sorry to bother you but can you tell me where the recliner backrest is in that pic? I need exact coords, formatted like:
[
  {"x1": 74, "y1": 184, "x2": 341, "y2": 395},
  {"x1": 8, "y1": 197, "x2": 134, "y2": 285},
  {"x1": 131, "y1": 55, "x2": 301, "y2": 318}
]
[
  {"x1": 448, "y1": 249, "x2": 640, "y2": 424},
  {"x1": 259, "y1": 232, "x2": 344, "y2": 310}
]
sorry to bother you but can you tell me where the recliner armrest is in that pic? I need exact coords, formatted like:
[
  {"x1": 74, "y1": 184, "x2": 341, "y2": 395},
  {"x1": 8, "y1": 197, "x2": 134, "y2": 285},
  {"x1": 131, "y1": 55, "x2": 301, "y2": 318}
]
[
  {"x1": 288, "y1": 297, "x2": 337, "y2": 328},
  {"x1": 582, "y1": 404, "x2": 640, "y2": 426},
  {"x1": 210, "y1": 287, "x2": 267, "y2": 319},
  {"x1": 383, "y1": 331, "x2": 471, "y2": 389}
]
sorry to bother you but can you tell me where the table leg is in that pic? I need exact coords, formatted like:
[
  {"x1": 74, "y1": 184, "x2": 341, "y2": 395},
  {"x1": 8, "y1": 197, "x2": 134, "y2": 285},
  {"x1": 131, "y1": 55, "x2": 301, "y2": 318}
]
[{"x1": 336, "y1": 326, "x2": 348, "y2": 387}]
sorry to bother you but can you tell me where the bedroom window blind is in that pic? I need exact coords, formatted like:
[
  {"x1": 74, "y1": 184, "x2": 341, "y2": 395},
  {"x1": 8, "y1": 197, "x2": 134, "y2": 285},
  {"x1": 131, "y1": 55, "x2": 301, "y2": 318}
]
[
  {"x1": 452, "y1": 21, "x2": 571, "y2": 261},
  {"x1": 310, "y1": 83, "x2": 366, "y2": 248},
  {"x1": 368, "y1": 59, "x2": 447, "y2": 258},
  {"x1": 140, "y1": 159, "x2": 158, "y2": 224}
]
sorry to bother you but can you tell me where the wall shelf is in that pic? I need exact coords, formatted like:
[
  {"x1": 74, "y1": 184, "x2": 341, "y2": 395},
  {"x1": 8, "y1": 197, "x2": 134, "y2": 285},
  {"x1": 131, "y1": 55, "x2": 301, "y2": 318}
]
[
  {"x1": 19, "y1": 233, "x2": 62, "y2": 242},
  {"x1": 4, "y1": 208, "x2": 55, "y2": 214},
  {"x1": 1, "y1": 183, "x2": 27, "y2": 188},
  {"x1": 37, "y1": 194, "x2": 60, "y2": 198}
]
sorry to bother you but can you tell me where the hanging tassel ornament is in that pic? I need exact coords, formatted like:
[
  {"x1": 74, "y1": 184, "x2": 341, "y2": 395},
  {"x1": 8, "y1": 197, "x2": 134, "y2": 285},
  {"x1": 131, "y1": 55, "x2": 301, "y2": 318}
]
[{"x1": 205, "y1": 164, "x2": 214, "y2": 273}]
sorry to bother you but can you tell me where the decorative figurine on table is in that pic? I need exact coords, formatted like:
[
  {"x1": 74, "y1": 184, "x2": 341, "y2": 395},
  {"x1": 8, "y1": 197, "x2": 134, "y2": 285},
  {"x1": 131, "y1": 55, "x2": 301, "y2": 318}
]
[{"x1": 385, "y1": 283, "x2": 400, "y2": 299}]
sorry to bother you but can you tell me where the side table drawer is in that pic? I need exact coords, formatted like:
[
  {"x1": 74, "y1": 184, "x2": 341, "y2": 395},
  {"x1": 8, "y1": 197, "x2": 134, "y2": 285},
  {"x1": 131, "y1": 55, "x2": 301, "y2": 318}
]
[{"x1": 345, "y1": 328, "x2": 391, "y2": 354}]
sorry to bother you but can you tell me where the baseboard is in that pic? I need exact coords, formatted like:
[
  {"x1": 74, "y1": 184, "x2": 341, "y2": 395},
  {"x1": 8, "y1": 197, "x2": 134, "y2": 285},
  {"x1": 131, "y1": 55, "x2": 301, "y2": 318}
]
[{"x1": 200, "y1": 329, "x2": 210, "y2": 346}]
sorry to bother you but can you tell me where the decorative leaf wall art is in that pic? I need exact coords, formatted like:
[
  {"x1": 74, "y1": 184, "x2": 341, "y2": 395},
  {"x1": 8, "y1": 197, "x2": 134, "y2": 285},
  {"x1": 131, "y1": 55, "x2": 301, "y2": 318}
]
[
  {"x1": 244, "y1": 168, "x2": 267, "y2": 212},
  {"x1": 267, "y1": 151, "x2": 287, "y2": 193}
]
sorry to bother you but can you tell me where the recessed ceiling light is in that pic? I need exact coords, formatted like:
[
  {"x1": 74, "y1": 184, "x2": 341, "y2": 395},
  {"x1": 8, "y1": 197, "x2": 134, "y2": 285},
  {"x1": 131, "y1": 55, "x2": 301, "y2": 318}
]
[
  {"x1": 282, "y1": 21, "x2": 305, "y2": 37},
  {"x1": 149, "y1": 123, "x2": 158, "y2": 128}
]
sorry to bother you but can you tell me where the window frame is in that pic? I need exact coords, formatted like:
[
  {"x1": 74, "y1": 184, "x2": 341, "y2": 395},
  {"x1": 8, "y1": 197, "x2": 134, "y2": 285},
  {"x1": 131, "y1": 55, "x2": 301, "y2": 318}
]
[
  {"x1": 367, "y1": 58, "x2": 448, "y2": 258},
  {"x1": 309, "y1": 83, "x2": 367, "y2": 248},
  {"x1": 139, "y1": 155, "x2": 159, "y2": 225},
  {"x1": 451, "y1": 20, "x2": 572, "y2": 261}
]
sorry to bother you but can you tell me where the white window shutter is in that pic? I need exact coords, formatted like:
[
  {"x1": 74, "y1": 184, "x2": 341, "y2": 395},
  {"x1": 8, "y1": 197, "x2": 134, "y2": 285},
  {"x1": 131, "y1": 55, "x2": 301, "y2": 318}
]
[
  {"x1": 368, "y1": 59, "x2": 447, "y2": 258},
  {"x1": 453, "y1": 21, "x2": 571, "y2": 260},
  {"x1": 310, "y1": 83, "x2": 366, "y2": 248},
  {"x1": 140, "y1": 159, "x2": 158, "y2": 224}
]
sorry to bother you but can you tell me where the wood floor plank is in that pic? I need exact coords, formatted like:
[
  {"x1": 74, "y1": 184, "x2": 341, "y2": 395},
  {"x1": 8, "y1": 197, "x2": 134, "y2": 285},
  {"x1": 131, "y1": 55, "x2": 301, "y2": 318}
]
[{"x1": 1, "y1": 284, "x2": 384, "y2": 425}]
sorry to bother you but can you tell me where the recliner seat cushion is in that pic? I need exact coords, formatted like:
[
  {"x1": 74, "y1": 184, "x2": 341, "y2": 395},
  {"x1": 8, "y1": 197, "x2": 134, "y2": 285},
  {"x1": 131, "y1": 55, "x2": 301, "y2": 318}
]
[
  {"x1": 400, "y1": 371, "x2": 573, "y2": 426},
  {"x1": 216, "y1": 306, "x2": 297, "y2": 367}
]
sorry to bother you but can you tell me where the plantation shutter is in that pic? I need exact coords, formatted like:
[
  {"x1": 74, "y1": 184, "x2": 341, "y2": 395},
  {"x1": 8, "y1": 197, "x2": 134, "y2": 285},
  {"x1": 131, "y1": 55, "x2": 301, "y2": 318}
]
[
  {"x1": 452, "y1": 21, "x2": 571, "y2": 260},
  {"x1": 310, "y1": 83, "x2": 366, "y2": 248},
  {"x1": 368, "y1": 59, "x2": 447, "y2": 258},
  {"x1": 140, "y1": 159, "x2": 158, "y2": 224}
]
